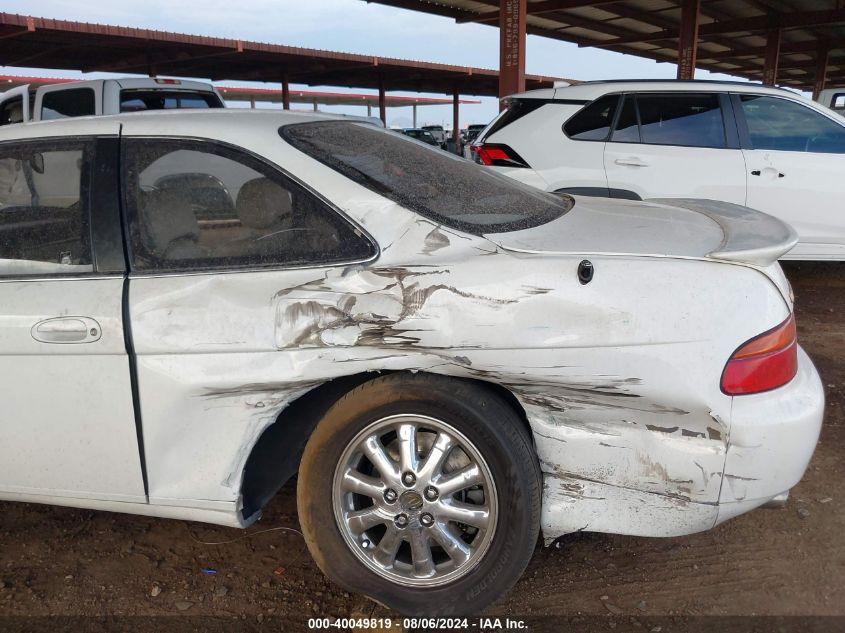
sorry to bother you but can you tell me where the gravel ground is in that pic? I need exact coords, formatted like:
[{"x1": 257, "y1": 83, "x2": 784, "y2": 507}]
[{"x1": 0, "y1": 261, "x2": 842, "y2": 632}]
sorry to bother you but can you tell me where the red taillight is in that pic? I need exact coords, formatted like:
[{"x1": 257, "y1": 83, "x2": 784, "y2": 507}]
[
  {"x1": 721, "y1": 315, "x2": 798, "y2": 395},
  {"x1": 154, "y1": 78, "x2": 181, "y2": 85},
  {"x1": 470, "y1": 143, "x2": 529, "y2": 168}
]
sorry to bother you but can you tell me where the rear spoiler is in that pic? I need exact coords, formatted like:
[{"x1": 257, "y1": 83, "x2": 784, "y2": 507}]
[{"x1": 648, "y1": 198, "x2": 798, "y2": 266}]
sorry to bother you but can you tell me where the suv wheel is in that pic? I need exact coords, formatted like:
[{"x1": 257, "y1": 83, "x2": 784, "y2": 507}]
[{"x1": 297, "y1": 373, "x2": 541, "y2": 616}]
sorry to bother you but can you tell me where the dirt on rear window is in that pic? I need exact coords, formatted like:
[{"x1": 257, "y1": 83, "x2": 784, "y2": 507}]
[{"x1": 281, "y1": 121, "x2": 571, "y2": 235}]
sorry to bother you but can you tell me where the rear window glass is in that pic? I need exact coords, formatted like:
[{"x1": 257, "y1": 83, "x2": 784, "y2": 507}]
[
  {"x1": 120, "y1": 90, "x2": 223, "y2": 112},
  {"x1": 41, "y1": 88, "x2": 95, "y2": 121},
  {"x1": 281, "y1": 121, "x2": 571, "y2": 235},
  {"x1": 484, "y1": 99, "x2": 547, "y2": 140}
]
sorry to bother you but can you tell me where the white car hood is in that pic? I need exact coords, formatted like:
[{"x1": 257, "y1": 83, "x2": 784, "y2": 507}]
[{"x1": 484, "y1": 196, "x2": 798, "y2": 267}]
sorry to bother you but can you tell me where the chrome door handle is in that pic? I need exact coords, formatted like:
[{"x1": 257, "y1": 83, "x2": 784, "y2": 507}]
[
  {"x1": 614, "y1": 157, "x2": 649, "y2": 167},
  {"x1": 31, "y1": 317, "x2": 102, "y2": 344}
]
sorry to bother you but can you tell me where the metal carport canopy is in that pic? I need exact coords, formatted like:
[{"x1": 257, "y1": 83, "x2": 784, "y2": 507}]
[
  {"x1": 363, "y1": 0, "x2": 845, "y2": 94},
  {"x1": 0, "y1": 13, "x2": 565, "y2": 96}
]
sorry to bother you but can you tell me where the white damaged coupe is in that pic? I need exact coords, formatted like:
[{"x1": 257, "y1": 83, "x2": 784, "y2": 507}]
[{"x1": 0, "y1": 110, "x2": 824, "y2": 615}]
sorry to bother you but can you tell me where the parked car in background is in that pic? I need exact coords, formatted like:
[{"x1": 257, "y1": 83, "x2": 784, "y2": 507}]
[
  {"x1": 472, "y1": 80, "x2": 845, "y2": 260},
  {"x1": 0, "y1": 110, "x2": 823, "y2": 615},
  {"x1": 0, "y1": 77, "x2": 224, "y2": 125},
  {"x1": 462, "y1": 123, "x2": 487, "y2": 157},
  {"x1": 421, "y1": 124, "x2": 447, "y2": 147},
  {"x1": 399, "y1": 127, "x2": 440, "y2": 146}
]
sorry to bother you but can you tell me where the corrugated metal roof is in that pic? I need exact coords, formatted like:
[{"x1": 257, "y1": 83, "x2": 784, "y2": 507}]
[{"x1": 365, "y1": 0, "x2": 845, "y2": 89}]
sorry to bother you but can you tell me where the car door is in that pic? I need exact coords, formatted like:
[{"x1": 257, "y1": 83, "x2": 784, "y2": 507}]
[
  {"x1": 118, "y1": 132, "x2": 376, "y2": 514},
  {"x1": 0, "y1": 134, "x2": 146, "y2": 503},
  {"x1": 736, "y1": 93, "x2": 845, "y2": 259},
  {"x1": 604, "y1": 92, "x2": 747, "y2": 204}
]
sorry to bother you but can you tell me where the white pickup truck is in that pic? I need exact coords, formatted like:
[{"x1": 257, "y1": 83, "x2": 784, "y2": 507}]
[
  {"x1": 0, "y1": 77, "x2": 224, "y2": 126},
  {"x1": 817, "y1": 87, "x2": 845, "y2": 115}
]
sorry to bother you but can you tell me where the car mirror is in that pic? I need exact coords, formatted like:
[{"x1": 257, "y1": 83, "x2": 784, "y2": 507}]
[{"x1": 28, "y1": 153, "x2": 45, "y2": 174}]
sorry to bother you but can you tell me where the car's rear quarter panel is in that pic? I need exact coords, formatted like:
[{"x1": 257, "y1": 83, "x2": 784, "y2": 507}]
[{"x1": 122, "y1": 115, "x2": 800, "y2": 538}]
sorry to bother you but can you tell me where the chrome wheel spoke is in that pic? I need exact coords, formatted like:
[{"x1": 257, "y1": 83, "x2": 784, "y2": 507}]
[
  {"x1": 341, "y1": 470, "x2": 384, "y2": 500},
  {"x1": 430, "y1": 522, "x2": 471, "y2": 566},
  {"x1": 409, "y1": 529, "x2": 435, "y2": 578},
  {"x1": 438, "y1": 501, "x2": 490, "y2": 530},
  {"x1": 435, "y1": 463, "x2": 484, "y2": 498},
  {"x1": 372, "y1": 526, "x2": 404, "y2": 568},
  {"x1": 345, "y1": 507, "x2": 387, "y2": 534},
  {"x1": 333, "y1": 414, "x2": 498, "y2": 587},
  {"x1": 397, "y1": 423, "x2": 419, "y2": 474},
  {"x1": 417, "y1": 431, "x2": 454, "y2": 482},
  {"x1": 361, "y1": 434, "x2": 400, "y2": 484}
]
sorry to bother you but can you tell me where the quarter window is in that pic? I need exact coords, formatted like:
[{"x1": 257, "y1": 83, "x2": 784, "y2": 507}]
[
  {"x1": 739, "y1": 95, "x2": 845, "y2": 154},
  {"x1": 40, "y1": 88, "x2": 96, "y2": 121},
  {"x1": 563, "y1": 95, "x2": 619, "y2": 141},
  {"x1": 122, "y1": 139, "x2": 375, "y2": 272},
  {"x1": 0, "y1": 141, "x2": 92, "y2": 276}
]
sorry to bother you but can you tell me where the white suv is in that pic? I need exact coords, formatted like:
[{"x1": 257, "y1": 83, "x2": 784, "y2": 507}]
[{"x1": 472, "y1": 80, "x2": 845, "y2": 260}]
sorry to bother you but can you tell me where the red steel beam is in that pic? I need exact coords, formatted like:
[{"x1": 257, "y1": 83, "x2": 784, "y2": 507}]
[
  {"x1": 282, "y1": 75, "x2": 290, "y2": 110},
  {"x1": 813, "y1": 46, "x2": 830, "y2": 100},
  {"x1": 762, "y1": 28, "x2": 781, "y2": 85},
  {"x1": 378, "y1": 77, "x2": 386, "y2": 124},
  {"x1": 676, "y1": 0, "x2": 700, "y2": 80},
  {"x1": 499, "y1": 0, "x2": 527, "y2": 108},
  {"x1": 453, "y1": 87, "x2": 460, "y2": 154}
]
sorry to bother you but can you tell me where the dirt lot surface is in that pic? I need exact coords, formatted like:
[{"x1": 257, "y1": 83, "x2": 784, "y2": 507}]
[{"x1": 0, "y1": 262, "x2": 843, "y2": 631}]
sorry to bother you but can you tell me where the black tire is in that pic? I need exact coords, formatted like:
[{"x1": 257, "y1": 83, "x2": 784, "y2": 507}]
[{"x1": 296, "y1": 372, "x2": 541, "y2": 616}]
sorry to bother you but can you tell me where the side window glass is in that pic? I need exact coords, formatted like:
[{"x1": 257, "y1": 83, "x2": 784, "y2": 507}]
[
  {"x1": 740, "y1": 95, "x2": 845, "y2": 154},
  {"x1": 611, "y1": 95, "x2": 640, "y2": 143},
  {"x1": 41, "y1": 88, "x2": 96, "y2": 121},
  {"x1": 0, "y1": 142, "x2": 92, "y2": 276},
  {"x1": 563, "y1": 95, "x2": 619, "y2": 141},
  {"x1": 123, "y1": 139, "x2": 375, "y2": 272},
  {"x1": 0, "y1": 97, "x2": 24, "y2": 126},
  {"x1": 636, "y1": 94, "x2": 725, "y2": 148}
]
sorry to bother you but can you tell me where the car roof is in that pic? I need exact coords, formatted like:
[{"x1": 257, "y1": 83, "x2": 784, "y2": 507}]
[
  {"x1": 509, "y1": 79, "x2": 805, "y2": 103},
  {"x1": 0, "y1": 108, "x2": 348, "y2": 142}
]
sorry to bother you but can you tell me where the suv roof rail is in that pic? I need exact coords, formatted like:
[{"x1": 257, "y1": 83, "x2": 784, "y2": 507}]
[{"x1": 571, "y1": 78, "x2": 790, "y2": 90}]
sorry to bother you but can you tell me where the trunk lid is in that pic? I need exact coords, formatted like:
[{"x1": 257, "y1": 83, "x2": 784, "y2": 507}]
[{"x1": 484, "y1": 196, "x2": 798, "y2": 267}]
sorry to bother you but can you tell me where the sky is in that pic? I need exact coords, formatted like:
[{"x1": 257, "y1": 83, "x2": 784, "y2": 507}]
[{"x1": 1, "y1": 0, "x2": 750, "y2": 128}]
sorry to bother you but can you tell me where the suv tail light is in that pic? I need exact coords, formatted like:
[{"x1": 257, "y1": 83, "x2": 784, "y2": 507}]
[
  {"x1": 721, "y1": 314, "x2": 798, "y2": 395},
  {"x1": 470, "y1": 143, "x2": 529, "y2": 168}
]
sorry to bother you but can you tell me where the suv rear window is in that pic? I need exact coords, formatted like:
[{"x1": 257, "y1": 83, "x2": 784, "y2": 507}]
[
  {"x1": 483, "y1": 99, "x2": 547, "y2": 140},
  {"x1": 281, "y1": 121, "x2": 571, "y2": 235},
  {"x1": 120, "y1": 90, "x2": 223, "y2": 112}
]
